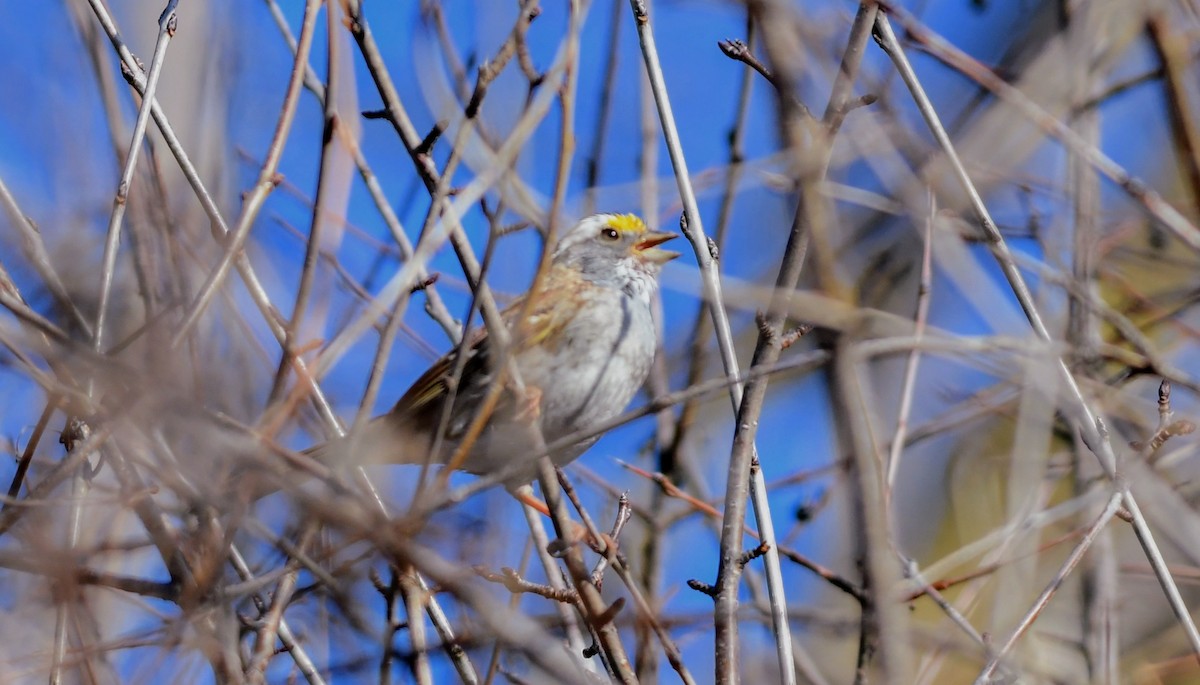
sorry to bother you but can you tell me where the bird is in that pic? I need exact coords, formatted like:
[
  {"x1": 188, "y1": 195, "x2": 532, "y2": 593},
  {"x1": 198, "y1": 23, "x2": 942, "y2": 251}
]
[{"x1": 308, "y1": 213, "x2": 679, "y2": 486}]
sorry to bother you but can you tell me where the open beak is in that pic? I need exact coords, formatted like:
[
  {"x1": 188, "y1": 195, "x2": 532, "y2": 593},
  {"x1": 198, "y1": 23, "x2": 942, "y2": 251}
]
[{"x1": 633, "y1": 230, "x2": 681, "y2": 265}]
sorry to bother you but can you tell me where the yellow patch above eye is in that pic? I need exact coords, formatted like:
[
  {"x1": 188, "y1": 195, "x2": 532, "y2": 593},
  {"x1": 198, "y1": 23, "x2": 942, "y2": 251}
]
[{"x1": 607, "y1": 213, "x2": 646, "y2": 235}]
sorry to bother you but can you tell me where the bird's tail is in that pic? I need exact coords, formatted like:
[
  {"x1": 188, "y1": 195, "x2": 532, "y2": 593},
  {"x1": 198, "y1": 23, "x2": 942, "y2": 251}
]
[
  {"x1": 238, "y1": 416, "x2": 433, "y2": 504},
  {"x1": 303, "y1": 415, "x2": 432, "y2": 470}
]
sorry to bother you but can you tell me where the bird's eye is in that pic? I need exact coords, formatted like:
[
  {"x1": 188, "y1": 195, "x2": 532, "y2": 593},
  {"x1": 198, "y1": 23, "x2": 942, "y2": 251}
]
[{"x1": 600, "y1": 227, "x2": 620, "y2": 241}]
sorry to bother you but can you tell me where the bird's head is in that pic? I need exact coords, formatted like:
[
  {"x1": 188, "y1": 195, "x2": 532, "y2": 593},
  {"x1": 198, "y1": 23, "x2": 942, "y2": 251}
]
[{"x1": 552, "y1": 214, "x2": 680, "y2": 297}]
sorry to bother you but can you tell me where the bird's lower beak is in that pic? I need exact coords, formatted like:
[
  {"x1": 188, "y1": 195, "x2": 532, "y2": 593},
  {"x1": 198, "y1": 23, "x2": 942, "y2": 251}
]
[{"x1": 634, "y1": 230, "x2": 682, "y2": 265}]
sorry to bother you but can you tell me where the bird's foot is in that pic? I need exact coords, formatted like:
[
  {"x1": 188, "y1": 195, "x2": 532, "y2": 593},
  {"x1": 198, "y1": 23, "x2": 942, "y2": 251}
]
[
  {"x1": 512, "y1": 489, "x2": 595, "y2": 548},
  {"x1": 515, "y1": 385, "x2": 543, "y2": 423}
]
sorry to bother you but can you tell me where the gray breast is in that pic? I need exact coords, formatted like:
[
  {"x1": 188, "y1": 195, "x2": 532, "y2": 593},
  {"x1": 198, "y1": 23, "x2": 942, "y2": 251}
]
[{"x1": 518, "y1": 289, "x2": 655, "y2": 442}]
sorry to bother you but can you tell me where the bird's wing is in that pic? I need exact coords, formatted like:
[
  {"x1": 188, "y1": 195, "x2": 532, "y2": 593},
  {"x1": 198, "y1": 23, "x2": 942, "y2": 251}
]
[
  {"x1": 388, "y1": 323, "x2": 492, "y2": 429},
  {"x1": 389, "y1": 266, "x2": 581, "y2": 435}
]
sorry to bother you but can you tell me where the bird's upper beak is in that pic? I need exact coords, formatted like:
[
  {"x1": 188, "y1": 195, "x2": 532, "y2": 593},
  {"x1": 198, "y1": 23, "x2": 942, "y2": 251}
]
[{"x1": 633, "y1": 230, "x2": 681, "y2": 265}]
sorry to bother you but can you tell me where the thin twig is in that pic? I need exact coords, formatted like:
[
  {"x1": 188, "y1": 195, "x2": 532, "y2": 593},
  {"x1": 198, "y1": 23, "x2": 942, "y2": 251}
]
[
  {"x1": 974, "y1": 490, "x2": 1125, "y2": 683},
  {"x1": 93, "y1": 0, "x2": 179, "y2": 353},
  {"x1": 229, "y1": 545, "x2": 326, "y2": 685},
  {"x1": 884, "y1": 190, "x2": 935, "y2": 492}
]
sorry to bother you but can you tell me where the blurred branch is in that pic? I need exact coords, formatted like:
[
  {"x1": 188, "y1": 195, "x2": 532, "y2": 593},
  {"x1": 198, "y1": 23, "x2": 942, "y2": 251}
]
[
  {"x1": 1147, "y1": 14, "x2": 1200, "y2": 218},
  {"x1": 882, "y1": 1, "x2": 1200, "y2": 253},
  {"x1": 0, "y1": 178, "x2": 92, "y2": 335},
  {"x1": 974, "y1": 490, "x2": 1125, "y2": 684},
  {"x1": 874, "y1": 7, "x2": 1200, "y2": 666}
]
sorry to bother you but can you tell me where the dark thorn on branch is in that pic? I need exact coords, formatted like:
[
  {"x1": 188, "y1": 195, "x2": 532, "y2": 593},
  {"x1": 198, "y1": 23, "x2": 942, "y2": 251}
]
[
  {"x1": 795, "y1": 503, "x2": 815, "y2": 523},
  {"x1": 411, "y1": 274, "x2": 440, "y2": 293},
  {"x1": 546, "y1": 538, "x2": 571, "y2": 558},
  {"x1": 780, "y1": 323, "x2": 814, "y2": 350},
  {"x1": 322, "y1": 115, "x2": 338, "y2": 145},
  {"x1": 368, "y1": 568, "x2": 388, "y2": 595},
  {"x1": 415, "y1": 122, "x2": 445, "y2": 156},
  {"x1": 755, "y1": 311, "x2": 777, "y2": 345},
  {"x1": 582, "y1": 640, "x2": 600, "y2": 658},
  {"x1": 687, "y1": 578, "x2": 717, "y2": 597},
  {"x1": 465, "y1": 68, "x2": 491, "y2": 120},
  {"x1": 738, "y1": 542, "x2": 770, "y2": 567},
  {"x1": 727, "y1": 127, "x2": 744, "y2": 163},
  {"x1": 361, "y1": 109, "x2": 392, "y2": 121},
  {"x1": 794, "y1": 487, "x2": 828, "y2": 523}
]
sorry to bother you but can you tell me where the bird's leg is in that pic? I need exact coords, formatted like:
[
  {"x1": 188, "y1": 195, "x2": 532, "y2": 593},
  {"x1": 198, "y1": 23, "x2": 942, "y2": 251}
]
[
  {"x1": 511, "y1": 488, "x2": 592, "y2": 546},
  {"x1": 513, "y1": 487, "x2": 550, "y2": 515},
  {"x1": 514, "y1": 384, "x2": 543, "y2": 423}
]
